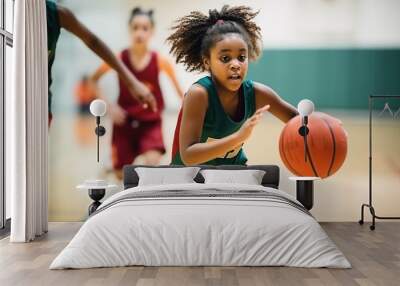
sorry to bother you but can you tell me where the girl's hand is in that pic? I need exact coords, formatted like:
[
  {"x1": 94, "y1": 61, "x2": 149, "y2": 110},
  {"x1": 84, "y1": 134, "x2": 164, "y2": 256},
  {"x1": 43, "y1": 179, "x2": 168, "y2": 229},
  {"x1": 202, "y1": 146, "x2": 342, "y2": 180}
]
[
  {"x1": 110, "y1": 104, "x2": 127, "y2": 126},
  {"x1": 236, "y1": 105, "x2": 270, "y2": 143},
  {"x1": 127, "y1": 81, "x2": 158, "y2": 113}
]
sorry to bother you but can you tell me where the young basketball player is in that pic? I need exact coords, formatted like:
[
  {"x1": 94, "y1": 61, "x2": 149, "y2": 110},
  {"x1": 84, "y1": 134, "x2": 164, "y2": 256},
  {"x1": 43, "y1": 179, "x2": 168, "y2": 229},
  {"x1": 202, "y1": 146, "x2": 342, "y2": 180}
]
[
  {"x1": 91, "y1": 7, "x2": 184, "y2": 178},
  {"x1": 167, "y1": 6, "x2": 299, "y2": 165},
  {"x1": 46, "y1": 1, "x2": 156, "y2": 126}
]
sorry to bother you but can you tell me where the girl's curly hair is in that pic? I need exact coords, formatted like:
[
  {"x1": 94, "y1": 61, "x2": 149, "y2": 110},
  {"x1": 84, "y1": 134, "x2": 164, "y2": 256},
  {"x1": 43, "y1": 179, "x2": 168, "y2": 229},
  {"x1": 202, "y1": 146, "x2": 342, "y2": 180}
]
[{"x1": 167, "y1": 5, "x2": 262, "y2": 72}]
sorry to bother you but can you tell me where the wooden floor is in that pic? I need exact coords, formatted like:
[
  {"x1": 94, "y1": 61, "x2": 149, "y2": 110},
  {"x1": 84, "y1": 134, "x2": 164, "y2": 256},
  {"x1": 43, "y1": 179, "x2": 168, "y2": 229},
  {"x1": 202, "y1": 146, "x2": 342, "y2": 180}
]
[{"x1": 0, "y1": 222, "x2": 399, "y2": 286}]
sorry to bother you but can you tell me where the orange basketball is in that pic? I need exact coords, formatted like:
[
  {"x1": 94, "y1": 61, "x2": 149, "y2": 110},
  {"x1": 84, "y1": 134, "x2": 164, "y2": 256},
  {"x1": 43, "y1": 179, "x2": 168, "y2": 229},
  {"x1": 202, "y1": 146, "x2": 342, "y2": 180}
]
[{"x1": 279, "y1": 112, "x2": 347, "y2": 178}]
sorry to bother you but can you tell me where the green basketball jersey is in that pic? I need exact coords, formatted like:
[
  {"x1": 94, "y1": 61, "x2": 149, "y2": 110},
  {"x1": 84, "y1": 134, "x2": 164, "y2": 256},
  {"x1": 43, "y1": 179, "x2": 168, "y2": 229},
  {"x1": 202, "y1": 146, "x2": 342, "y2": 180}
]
[
  {"x1": 171, "y1": 76, "x2": 256, "y2": 165},
  {"x1": 46, "y1": 0, "x2": 61, "y2": 113}
]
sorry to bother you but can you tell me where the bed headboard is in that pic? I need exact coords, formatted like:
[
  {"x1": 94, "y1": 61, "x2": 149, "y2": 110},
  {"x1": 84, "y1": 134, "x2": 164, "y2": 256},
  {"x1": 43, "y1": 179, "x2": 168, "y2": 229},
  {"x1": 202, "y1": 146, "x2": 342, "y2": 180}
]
[{"x1": 123, "y1": 165, "x2": 280, "y2": 190}]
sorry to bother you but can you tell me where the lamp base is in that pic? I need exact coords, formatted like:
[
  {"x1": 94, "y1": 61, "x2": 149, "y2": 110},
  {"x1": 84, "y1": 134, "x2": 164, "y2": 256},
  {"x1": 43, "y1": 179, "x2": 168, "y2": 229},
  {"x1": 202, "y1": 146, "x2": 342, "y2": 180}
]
[
  {"x1": 296, "y1": 180, "x2": 314, "y2": 210},
  {"x1": 88, "y1": 188, "x2": 105, "y2": 215}
]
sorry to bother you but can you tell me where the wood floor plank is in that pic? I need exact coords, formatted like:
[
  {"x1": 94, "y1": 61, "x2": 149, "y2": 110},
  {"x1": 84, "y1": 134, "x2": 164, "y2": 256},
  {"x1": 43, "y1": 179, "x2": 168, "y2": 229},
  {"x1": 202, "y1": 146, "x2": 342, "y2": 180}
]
[{"x1": 0, "y1": 222, "x2": 399, "y2": 286}]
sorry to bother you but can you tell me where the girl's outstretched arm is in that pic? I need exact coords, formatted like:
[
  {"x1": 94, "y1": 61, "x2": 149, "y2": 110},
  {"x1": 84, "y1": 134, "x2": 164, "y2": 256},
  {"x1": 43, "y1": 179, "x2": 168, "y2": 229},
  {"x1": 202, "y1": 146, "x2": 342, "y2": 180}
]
[
  {"x1": 254, "y1": 82, "x2": 298, "y2": 123},
  {"x1": 254, "y1": 82, "x2": 346, "y2": 134}
]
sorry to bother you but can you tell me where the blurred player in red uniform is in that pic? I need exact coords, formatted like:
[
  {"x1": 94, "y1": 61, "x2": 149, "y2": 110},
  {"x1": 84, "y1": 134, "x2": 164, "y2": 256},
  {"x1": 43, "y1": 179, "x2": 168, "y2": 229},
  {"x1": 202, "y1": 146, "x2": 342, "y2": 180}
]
[{"x1": 92, "y1": 7, "x2": 183, "y2": 179}]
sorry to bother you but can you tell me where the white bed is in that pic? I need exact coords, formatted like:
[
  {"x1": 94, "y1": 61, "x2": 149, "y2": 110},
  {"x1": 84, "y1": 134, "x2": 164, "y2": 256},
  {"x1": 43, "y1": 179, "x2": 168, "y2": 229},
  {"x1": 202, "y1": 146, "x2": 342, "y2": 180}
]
[{"x1": 50, "y1": 182, "x2": 350, "y2": 269}]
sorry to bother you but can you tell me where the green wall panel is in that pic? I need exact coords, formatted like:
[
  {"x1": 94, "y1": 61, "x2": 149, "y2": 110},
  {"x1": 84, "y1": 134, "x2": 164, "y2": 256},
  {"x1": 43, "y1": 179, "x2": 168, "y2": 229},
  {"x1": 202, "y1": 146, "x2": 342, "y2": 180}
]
[{"x1": 248, "y1": 49, "x2": 400, "y2": 109}]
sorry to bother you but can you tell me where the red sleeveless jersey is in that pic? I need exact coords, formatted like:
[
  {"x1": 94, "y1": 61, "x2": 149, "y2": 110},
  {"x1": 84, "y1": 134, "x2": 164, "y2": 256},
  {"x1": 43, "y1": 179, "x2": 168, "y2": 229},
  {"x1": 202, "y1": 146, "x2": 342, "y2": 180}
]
[{"x1": 118, "y1": 49, "x2": 164, "y2": 121}]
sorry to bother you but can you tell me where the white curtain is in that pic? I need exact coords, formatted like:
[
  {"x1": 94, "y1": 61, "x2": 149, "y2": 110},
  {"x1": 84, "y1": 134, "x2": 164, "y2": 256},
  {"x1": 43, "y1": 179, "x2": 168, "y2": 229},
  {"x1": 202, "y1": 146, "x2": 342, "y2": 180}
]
[{"x1": 7, "y1": 0, "x2": 48, "y2": 242}]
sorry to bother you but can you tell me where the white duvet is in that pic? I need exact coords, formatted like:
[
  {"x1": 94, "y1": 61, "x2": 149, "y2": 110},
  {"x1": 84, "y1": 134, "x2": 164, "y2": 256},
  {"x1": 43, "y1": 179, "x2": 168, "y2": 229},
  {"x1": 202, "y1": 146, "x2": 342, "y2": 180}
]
[{"x1": 50, "y1": 183, "x2": 350, "y2": 269}]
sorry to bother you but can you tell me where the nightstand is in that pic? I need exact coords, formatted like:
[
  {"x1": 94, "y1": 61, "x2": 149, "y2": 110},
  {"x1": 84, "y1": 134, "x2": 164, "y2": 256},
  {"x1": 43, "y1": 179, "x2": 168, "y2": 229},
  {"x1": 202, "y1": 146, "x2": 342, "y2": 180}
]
[{"x1": 77, "y1": 180, "x2": 119, "y2": 215}]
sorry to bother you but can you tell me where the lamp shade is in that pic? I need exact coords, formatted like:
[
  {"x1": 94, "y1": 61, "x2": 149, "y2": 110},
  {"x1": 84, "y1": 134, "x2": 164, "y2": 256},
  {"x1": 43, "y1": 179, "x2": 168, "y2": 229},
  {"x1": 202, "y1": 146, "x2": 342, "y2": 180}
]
[
  {"x1": 297, "y1": 99, "x2": 314, "y2": 117},
  {"x1": 90, "y1": 99, "x2": 107, "y2": 117}
]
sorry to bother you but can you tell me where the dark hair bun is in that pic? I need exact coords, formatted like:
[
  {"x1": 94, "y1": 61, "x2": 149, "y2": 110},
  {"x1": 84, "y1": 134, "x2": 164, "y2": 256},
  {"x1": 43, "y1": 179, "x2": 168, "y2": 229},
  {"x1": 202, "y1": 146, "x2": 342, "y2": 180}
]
[
  {"x1": 129, "y1": 7, "x2": 155, "y2": 26},
  {"x1": 208, "y1": 9, "x2": 221, "y2": 24},
  {"x1": 132, "y1": 7, "x2": 142, "y2": 14}
]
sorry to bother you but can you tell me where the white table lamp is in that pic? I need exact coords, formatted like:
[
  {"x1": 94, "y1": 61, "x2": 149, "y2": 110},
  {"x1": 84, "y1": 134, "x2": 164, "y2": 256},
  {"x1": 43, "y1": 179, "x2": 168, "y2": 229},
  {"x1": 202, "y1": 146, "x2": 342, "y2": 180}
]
[
  {"x1": 297, "y1": 99, "x2": 315, "y2": 162},
  {"x1": 90, "y1": 99, "x2": 107, "y2": 162}
]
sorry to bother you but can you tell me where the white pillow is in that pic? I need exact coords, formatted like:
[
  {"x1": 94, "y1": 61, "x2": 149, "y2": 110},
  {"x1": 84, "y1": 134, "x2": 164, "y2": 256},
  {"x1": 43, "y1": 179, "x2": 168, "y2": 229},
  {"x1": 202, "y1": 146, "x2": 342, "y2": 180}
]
[
  {"x1": 200, "y1": 169, "x2": 266, "y2": 185},
  {"x1": 135, "y1": 167, "x2": 201, "y2": 186}
]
